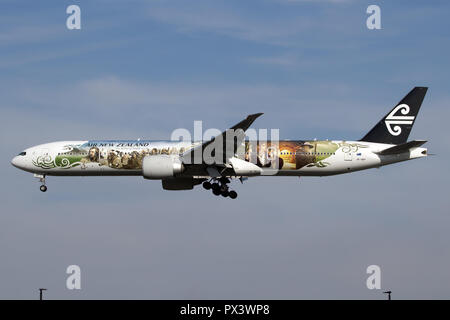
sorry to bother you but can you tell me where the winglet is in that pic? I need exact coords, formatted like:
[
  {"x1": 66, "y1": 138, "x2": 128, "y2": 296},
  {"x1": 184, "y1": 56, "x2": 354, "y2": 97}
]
[{"x1": 231, "y1": 113, "x2": 264, "y2": 132}]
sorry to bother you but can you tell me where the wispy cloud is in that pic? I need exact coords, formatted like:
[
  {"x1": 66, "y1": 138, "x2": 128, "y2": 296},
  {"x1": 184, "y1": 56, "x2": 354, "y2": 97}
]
[
  {"x1": 2, "y1": 75, "x2": 444, "y2": 142},
  {"x1": 146, "y1": 2, "x2": 315, "y2": 46},
  {"x1": 0, "y1": 25, "x2": 63, "y2": 46},
  {"x1": 0, "y1": 38, "x2": 132, "y2": 69},
  {"x1": 247, "y1": 54, "x2": 299, "y2": 67}
]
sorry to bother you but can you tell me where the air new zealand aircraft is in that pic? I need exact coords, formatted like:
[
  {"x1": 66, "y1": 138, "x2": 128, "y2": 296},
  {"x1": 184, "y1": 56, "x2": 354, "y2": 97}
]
[{"x1": 11, "y1": 87, "x2": 428, "y2": 199}]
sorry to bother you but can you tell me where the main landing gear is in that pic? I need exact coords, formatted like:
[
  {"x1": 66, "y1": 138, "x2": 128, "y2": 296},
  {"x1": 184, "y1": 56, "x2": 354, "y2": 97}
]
[
  {"x1": 202, "y1": 178, "x2": 237, "y2": 199},
  {"x1": 35, "y1": 174, "x2": 47, "y2": 192}
]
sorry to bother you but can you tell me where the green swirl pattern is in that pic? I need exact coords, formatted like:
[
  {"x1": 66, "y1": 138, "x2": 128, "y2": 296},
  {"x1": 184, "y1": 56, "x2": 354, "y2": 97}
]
[{"x1": 33, "y1": 155, "x2": 82, "y2": 169}]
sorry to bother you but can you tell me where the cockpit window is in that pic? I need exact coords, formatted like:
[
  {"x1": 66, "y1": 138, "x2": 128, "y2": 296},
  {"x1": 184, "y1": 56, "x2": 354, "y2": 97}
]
[{"x1": 18, "y1": 151, "x2": 26, "y2": 156}]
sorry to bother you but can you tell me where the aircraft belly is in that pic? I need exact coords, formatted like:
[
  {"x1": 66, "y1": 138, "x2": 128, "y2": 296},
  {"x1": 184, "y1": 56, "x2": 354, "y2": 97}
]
[{"x1": 43, "y1": 166, "x2": 141, "y2": 176}]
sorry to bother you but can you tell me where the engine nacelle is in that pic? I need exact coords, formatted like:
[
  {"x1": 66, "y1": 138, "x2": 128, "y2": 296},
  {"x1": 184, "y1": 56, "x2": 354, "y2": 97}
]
[{"x1": 142, "y1": 155, "x2": 184, "y2": 179}]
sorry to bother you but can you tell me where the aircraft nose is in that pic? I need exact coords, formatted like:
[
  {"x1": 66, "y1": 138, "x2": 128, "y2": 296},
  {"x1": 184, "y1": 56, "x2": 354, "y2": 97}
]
[{"x1": 11, "y1": 156, "x2": 23, "y2": 169}]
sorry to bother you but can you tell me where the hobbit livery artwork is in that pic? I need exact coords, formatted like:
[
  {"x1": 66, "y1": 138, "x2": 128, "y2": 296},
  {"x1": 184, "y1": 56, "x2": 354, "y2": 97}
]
[{"x1": 12, "y1": 87, "x2": 429, "y2": 199}]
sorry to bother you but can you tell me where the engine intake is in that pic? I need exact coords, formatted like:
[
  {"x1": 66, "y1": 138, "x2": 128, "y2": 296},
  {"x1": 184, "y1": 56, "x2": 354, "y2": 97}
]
[{"x1": 142, "y1": 155, "x2": 184, "y2": 179}]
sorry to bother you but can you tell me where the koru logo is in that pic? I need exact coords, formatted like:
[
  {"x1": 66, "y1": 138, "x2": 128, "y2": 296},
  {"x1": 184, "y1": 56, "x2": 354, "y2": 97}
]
[{"x1": 385, "y1": 104, "x2": 415, "y2": 136}]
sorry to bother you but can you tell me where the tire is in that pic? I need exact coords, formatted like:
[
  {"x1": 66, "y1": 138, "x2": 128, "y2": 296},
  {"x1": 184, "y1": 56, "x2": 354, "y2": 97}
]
[
  {"x1": 212, "y1": 189, "x2": 221, "y2": 196},
  {"x1": 203, "y1": 181, "x2": 212, "y2": 190},
  {"x1": 229, "y1": 191, "x2": 237, "y2": 199},
  {"x1": 221, "y1": 190, "x2": 229, "y2": 197},
  {"x1": 212, "y1": 183, "x2": 220, "y2": 191},
  {"x1": 40, "y1": 185, "x2": 47, "y2": 192}
]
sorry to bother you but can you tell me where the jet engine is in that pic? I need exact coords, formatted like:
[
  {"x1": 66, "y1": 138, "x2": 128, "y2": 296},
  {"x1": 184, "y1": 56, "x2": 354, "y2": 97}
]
[{"x1": 142, "y1": 155, "x2": 184, "y2": 179}]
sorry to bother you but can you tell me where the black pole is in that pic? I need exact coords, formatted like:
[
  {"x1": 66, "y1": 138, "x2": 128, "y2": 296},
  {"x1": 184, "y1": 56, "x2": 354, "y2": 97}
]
[{"x1": 39, "y1": 288, "x2": 47, "y2": 300}]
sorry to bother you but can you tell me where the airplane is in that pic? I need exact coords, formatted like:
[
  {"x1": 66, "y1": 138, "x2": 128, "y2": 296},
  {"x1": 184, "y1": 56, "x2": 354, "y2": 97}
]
[{"x1": 11, "y1": 87, "x2": 428, "y2": 199}]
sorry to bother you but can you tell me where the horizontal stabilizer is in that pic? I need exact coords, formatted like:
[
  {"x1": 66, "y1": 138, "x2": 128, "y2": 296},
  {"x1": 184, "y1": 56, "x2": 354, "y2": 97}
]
[{"x1": 376, "y1": 140, "x2": 427, "y2": 155}]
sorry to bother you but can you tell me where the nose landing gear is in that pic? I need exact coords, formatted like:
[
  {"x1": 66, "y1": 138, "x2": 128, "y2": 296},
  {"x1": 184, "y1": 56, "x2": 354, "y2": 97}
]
[
  {"x1": 203, "y1": 178, "x2": 238, "y2": 199},
  {"x1": 34, "y1": 174, "x2": 47, "y2": 192}
]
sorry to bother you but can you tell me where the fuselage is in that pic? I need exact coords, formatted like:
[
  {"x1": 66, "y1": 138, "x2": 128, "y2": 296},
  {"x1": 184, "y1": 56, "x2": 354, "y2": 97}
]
[{"x1": 11, "y1": 139, "x2": 427, "y2": 178}]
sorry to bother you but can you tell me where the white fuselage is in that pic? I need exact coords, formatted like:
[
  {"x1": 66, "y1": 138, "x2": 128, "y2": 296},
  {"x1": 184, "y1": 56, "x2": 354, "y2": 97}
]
[{"x1": 11, "y1": 140, "x2": 427, "y2": 178}]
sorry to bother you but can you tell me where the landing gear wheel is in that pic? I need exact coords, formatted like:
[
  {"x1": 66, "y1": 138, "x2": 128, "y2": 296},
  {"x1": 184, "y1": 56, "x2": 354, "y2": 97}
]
[
  {"x1": 203, "y1": 181, "x2": 212, "y2": 190},
  {"x1": 40, "y1": 185, "x2": 47, "y2": 192},
  {"x1": 208, "y1": 178, "x2": 238, "y2": 199}
]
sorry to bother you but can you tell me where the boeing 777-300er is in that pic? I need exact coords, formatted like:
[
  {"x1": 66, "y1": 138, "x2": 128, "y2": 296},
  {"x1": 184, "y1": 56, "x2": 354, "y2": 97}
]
[{"x1": 11, "y1": 87, "x2": 428, "y2": 199}]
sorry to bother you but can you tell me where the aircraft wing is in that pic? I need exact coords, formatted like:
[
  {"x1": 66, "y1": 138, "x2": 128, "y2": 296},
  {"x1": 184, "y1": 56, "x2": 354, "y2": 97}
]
[{"x1": 181, "y1": 113, "x2": 263, "y2": 165}]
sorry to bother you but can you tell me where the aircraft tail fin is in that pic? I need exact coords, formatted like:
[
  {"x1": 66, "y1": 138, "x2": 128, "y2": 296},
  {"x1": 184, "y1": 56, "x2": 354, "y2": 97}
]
[{"x1": 360, "y1": 87, "x2": 428, "y2": 145}]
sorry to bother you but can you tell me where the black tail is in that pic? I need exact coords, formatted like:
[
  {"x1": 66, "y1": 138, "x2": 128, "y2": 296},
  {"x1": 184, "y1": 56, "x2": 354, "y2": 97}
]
[{"x1": 360, "y1": 87, "x2": 428, "y2": 145}]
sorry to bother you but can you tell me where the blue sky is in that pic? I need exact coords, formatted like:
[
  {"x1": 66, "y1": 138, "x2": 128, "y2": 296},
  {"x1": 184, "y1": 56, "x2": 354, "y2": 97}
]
[{"x1": 1, "y1": 0, "x2": 450, "y2": 299}]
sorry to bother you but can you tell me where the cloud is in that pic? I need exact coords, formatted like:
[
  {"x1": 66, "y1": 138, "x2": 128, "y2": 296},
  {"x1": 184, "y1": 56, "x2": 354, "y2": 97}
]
[
  {"x1": 146, "y1": 2, "x2": 316, "y2": 46},
  {"x1": 0, "y1": 25, "x2": 63, "y2": 46},
  {"x1": 0, "y1": 76, "x2": 383, "y2": 142},
  {"x1": 247, "y1": 54, "x2": 299, "y2": 67},
  {"x1": 2, "y1": 75, "x2": 447, "y2": 144},
  {"x1": 0, "y1": 39, "x2": 132, "y2": 69}
]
